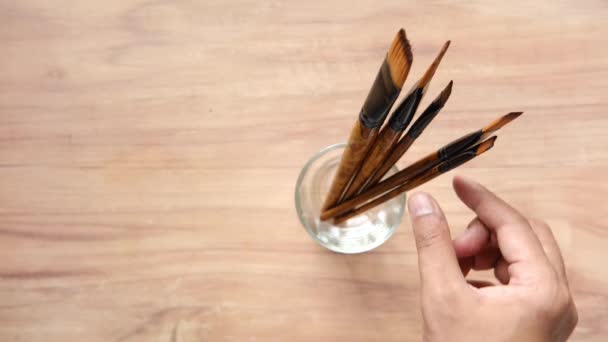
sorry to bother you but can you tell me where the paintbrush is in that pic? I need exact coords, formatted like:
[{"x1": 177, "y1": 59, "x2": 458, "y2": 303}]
[
  {"x1": 321, "y1": 29, "x2": 413, "y2": 211},
  {"x1": 320, "y1": 111, "x2": 522, "y2": 221},
  {"x1": 338, "y1": 41, "x2": 451, "y2": 202},
  {"x1": 333, "y1": 136, "x2": 496, "y2": 224},
  {"x1": 360, "y1": 80, "x2": 454, "y2": 192}
]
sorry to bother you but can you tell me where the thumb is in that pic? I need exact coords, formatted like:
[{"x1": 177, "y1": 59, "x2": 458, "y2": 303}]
[{"x1": 408, "y1": 192, "x2": 465, "y2": 293}]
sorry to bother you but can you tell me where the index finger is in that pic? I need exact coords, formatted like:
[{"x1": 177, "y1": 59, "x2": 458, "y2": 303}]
[{"x1": 452, "y1": 176, "x2": 546, "y2": 265}]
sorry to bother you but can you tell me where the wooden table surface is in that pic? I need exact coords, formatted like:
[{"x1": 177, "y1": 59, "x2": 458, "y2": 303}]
[{"x1": 2, "y1": 1, "x2": 608, "y2": 341}]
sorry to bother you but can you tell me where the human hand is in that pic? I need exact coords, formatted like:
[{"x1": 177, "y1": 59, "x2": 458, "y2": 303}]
[{"x1": 407, "y1": 176, "x2": 577, "y2": 342}]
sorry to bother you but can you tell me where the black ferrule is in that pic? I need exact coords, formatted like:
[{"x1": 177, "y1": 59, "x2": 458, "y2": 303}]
[
  {"x1": 438, "y1": 130, "x2": 483, "y2": 161},
  {"x1": 388, "y1": 87, "x2": 423, "y2": 131},
  {"x1": 408, "y1": 97, "x2": 445, "y2": 139},
  {"x1": 438, "y1": 151, "x2": 477, "y2": 173},
  {"x1": 359, "y1": 59, "x2": 400, "y2": 128}
]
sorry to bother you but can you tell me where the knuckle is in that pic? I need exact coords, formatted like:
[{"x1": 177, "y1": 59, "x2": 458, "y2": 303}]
[
  {"x1": 536, "y1": 299, "x2": 558, "y2": 319},
  {"x1": 555, "y1": 287, "x2": 572, "y2": 312},
  {"x1": 424, "y1": 285, "x2": 467, "y2": 313},
  {"x1": 414, "y1": 220, "x2": 446, "y2": 249},
  {"x1": 536, "y1": 283, "x2": 573, "y2": 319},
  {"x1": 529, "y1": 218, "x2": 552, "y2": 233},
  {"x1": 512, "y1": 215, "x2": 532, "y2": 229},
  {"x1": 528, "y1": 217, "x2": 548, "y2": 227},
  {"x1": 556, "y1": 293, "x2": 579, "y2": 333},
  {"x1": 436, "y1": 282, "x2": 461, "y2": 298},
  {"x1": 570, "y1": 302, "x2": 579, "y2": 328}
]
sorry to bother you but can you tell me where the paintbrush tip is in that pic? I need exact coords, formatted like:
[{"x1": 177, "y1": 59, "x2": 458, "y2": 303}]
[
  {"x1": 397, "y1": 28, "x2": 414, "y2": 65},
  {"x1": 483, "y1": 111, "x2": 524, "y2": 133},
  {"x1": 416, "y1": 40, "x2": 451, "y2": 90},
  {"x1": 387, "y1": 28, "x2": 413, "y2": 88},
  {"x1": 435, "y1": 80, "x2": 453, "y2": 105},
  {"x1": 508, "y1": 111, "x2": 524, "y2": 118},
  {"x1": 476, "y1": 136, "x2": 497, "y2": 154}
]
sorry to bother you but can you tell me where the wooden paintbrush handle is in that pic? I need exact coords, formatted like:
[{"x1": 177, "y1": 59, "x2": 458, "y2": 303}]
[
  {"x1": 339, "y1": 127, "x2": 401, "y2": 202},
  {"x1": 334, "y1": 170, "x2": 435, "y2": 224},
  {"x1": 321, "y1": 120, "x2": 378, "y2": 211},
  {"x1": 333, "y1": 154, "x2": 467, "y2": 224},
  {"x1": 321, "y1": 30, "x2": 413, "y2": 215},
  {"x1": 363, "y1": 135, "x2": 415, "y2": 191},
  {"x1": 333, "y1": 137, "x2": 497, "y2": 223},
  {"x1": 320, "y1": 151, "x2": 437, "y2": 221}
]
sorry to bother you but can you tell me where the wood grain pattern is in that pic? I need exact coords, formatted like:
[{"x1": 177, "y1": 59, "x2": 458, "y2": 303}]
[
  {"x1": 322, "y1": 120, "x2": 378, "y2": 210},
  {"x1": 1, "y1": 0, "x2": 608, "y2": 341}
]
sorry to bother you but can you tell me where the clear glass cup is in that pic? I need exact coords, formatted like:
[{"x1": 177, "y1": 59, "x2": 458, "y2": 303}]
[{"x1": 294, "y1": 143, "x2": 406, "y2": 254}]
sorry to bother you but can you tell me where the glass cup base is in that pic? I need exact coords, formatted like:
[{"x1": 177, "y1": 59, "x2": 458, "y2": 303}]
[{"x1": 295, "y1": 143, "x2": 406, "y2": 254}]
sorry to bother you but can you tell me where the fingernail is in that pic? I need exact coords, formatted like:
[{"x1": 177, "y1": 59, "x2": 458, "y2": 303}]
[{"x1": 408, "y1": 192, "x2": 435, "y2": 217}]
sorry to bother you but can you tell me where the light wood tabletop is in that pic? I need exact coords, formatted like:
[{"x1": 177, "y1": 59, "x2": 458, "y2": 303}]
[{"x1": 1, "y1": 1, "x2": 607, "y2": 341}]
